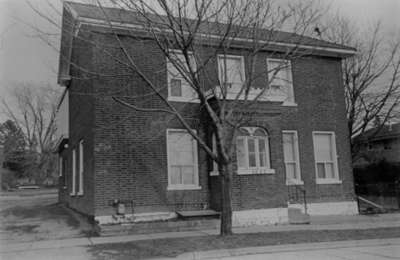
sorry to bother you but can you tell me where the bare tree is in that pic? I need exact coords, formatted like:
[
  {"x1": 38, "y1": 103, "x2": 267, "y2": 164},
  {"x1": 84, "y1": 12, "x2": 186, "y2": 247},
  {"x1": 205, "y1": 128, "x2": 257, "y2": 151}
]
[
  {"x1": 31, "y1": 0, "x2": 328, "y2": 235},
  {"x1": 321, "y1": 16, "x2": 400, "y2": 158},
  {"x1": 1, "y1": 83, "x2": 60, "y2": 183}
]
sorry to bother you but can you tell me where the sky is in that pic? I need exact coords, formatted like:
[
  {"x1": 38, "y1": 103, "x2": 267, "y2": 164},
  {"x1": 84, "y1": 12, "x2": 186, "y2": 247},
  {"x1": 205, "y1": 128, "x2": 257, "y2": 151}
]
[{"x1": 0, "y1": 0, "x2": 399, "y2": 121}]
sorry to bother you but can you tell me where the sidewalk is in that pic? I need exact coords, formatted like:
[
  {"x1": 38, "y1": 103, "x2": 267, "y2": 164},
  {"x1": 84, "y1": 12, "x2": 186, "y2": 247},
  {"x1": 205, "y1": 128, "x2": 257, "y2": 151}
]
[
  {"x1": 1, "y1": 213, "x2": 400, "y2": 254},
  {"x1": 158, "y1": 238, "x2": 400, "y2": 260}
]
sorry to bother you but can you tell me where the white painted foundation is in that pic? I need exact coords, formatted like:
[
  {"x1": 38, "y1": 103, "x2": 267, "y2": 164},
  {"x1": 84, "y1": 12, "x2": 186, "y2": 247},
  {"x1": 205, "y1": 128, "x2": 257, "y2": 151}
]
[
  {"x1": 95, "y1": 201, "x2": 359, "y2": 226},
  {"x1": 232, "y1": 208, "x2": 289, "y2": 227},
  {"x1": 95, "y1": 212, "x2": 177, "y2": 225},
  {"x1": 289, "y1": 201, "x2": 359, "y2": 216}
]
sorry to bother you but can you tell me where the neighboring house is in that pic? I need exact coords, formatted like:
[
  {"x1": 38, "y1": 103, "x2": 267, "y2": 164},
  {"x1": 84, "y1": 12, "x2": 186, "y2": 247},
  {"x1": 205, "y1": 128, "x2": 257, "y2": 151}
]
[
  {"x1": 0, "y1": 145, "x2": 4, "y2": 188},
  {"x1": 56, "y1": 2, "x2": 358, "y2": 226},
  {"x1": 353, "y1": 123, "x2": 400, "y2": 167}
]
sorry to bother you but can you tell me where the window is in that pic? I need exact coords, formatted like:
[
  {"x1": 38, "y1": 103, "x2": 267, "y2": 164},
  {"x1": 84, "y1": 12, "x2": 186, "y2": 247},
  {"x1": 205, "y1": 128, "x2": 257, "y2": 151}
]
[
  {"x1": 218, "y1": 55, "x2": 245, "y2": 97},
  {"x1": 70, "y1": 149, "x2": 76, "y2": 196},
  {"x1": 384, "y1": 140, "x2": 392, "y2": 150},
  {"x1": 267, "y1": 58, "x2": 294, "y2": 104},
  {"x1": 210, "y1": 134, "x2": 219, "y2": 176},
  {"x1": 236, "y1": 127, "x2": 274, "y2": 174},
  {"x1": 312, "y1": 132, "x2": 340, "y2": 184},
  {"x1": 167, "y1": 129, "x2": 200, "y2": 190},
  {"x1": 77, "y1": 140, "x2": 84, "y2": 195},
  {"x1": 282, "y1": 131, "x2": 302, "y2": 185},
  {"x1": 59, "y1": 156, "x2": 63, "y2": 177},
  {"x1": 167, "y1": 50, "x2": 198, "y2": 102},
  {"x1": 59, "y1": 155, "x2": 66, "y2": 188}
]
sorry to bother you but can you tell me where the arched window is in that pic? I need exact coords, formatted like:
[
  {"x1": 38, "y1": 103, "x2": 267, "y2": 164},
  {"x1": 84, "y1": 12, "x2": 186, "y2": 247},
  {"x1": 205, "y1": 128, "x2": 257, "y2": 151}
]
[{"x1": 236, "y1": 127, "x2": 274, "y2": 174}]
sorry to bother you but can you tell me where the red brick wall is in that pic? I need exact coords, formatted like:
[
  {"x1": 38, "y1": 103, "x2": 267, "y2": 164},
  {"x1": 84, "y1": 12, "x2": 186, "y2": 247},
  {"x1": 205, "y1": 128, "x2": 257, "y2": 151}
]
[
  {"x1": 61, "y1": 23, "x2": 355, "y2": 217},
  {"x1": 58, "y1": 27, "x2": 96, "y2": 216},
  {"x1": 281, "y1": 56, "x2": 355, "y2": 202}
]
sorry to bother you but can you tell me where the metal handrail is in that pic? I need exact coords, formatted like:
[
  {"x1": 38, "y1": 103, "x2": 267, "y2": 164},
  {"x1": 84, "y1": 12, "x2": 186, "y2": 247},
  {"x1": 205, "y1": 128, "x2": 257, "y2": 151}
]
[{"x1": 287, "y1": 183, "x2": 307, "y2": 214}]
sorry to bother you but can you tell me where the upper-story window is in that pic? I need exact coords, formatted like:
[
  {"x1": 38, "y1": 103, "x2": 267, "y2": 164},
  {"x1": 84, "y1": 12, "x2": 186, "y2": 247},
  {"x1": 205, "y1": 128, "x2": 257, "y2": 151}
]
[
  {"x1": 218, "y1": 55, "x2": 246, "y2": 97},
  {"x1": 236, "y1": 127, "x2": 275, "y2": 175},
  {"x1": 267, "y1": 58, "x2": 295, "y2": 104},
  {"x1": 167, "y1": 50, "x2": 198, "y2": 102}
]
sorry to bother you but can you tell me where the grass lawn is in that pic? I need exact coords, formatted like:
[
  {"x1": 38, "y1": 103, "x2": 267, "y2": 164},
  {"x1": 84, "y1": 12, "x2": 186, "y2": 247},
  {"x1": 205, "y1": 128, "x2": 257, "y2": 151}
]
[
  {"x1": 0, "y1": 194, "x2": 87, "y2": 243},
  {"x1": 88, "y1": 227, "x2": 400, "y2": 259}
]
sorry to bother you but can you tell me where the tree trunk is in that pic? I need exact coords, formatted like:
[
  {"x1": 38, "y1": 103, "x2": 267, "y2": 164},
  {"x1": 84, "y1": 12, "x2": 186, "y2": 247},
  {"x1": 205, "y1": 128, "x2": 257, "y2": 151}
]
[{"x1": 219, "y1": 162, "x2": 233, "y2": 236}]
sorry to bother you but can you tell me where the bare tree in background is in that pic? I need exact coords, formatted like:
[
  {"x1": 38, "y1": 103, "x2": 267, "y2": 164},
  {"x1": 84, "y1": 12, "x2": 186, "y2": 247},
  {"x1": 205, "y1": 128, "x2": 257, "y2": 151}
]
[
  {"x1": 32, "y1": 0, "x2": 325, "y2": 235},
  {"x1": 321, "y1": 16, "x2": 400, "y2": 159},
  {"x1": 1, "y1": 83, "x2": 60, "y2": 183}
]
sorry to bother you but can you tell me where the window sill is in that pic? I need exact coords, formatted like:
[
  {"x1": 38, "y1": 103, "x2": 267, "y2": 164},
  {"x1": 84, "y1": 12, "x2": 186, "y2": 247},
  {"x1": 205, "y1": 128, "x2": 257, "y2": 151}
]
[
  {"x1": 282, "y1": 101, "x2": 297, "y2": 107},
  {"x1": 167, "y1": 185, "x2": 202, "y2": 191},
  {"x1": 209, "y1": 171, "x2": 219, "y2": 176},
  {"x1": 168, "y1": 97, "x2": 200, "y2": 103},
  {"x1": 237, "y1": 168, "x2": 275, "y2": 175},
  {"x1": 286, "y1": 180, "x2": 304, "y2": 185},
  {"x1": 316, "y1": 179, "x2": 342, "y2": 185}
]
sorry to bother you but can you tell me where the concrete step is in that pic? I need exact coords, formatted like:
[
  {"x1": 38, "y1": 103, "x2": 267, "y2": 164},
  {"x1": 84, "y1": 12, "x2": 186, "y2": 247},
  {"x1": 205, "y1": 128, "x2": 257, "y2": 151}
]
[
  {"x1": 98, "y1": 218, "x2": 220, "y2": 237},
  {"x1": 288, "y1": 207, "x2": 310, "y2": 224}
]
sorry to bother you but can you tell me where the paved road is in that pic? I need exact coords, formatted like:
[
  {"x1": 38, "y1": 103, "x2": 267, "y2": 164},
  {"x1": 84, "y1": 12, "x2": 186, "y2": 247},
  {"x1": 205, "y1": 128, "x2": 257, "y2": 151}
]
[
  {"x1": 201, "y1": 239, "x2": 400, "y2": 260},
  {"x1": 2, "y1": 238, "x2": 399, "y2": 260}
]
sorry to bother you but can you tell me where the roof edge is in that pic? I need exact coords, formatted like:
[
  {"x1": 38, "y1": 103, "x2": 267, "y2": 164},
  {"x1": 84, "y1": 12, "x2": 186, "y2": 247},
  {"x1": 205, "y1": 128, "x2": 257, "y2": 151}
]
[{"x1": 76, "y1": 17, "x2": 357, "y2": 57}]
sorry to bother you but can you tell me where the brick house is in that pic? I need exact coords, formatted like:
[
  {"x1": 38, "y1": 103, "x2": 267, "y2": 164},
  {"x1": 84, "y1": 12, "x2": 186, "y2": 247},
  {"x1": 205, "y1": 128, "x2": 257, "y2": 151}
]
[
  {"x1": 353, "y1": 123, "x2": 400, "y2": 167},
  {"x1": 56, "y1": 2, "x2": 358, "y2": 226}
]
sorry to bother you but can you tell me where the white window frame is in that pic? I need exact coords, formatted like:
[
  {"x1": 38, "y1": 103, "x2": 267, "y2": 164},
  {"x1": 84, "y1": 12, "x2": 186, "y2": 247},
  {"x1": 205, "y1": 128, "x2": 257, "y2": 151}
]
[
  {"x1": 312, "y1": 131, "x2": 341, "y2": 184},
  {"x1": 77, "y1": 140, "x2": 84, "y2": 195},
  {"x1": 266, "y1": 58, "x2": 296, "y2": 106},
  {"x1": 236, "y1": 127, "x2": 275, "y2": 175},
  {"x1": 282, "y1": 130, "x2": 303, "y2": 185},
  {"x1": 209, "y1": 134, "x2": 219, "y2": 176},
  {"x1": 217, "y1": 54, "x2": 246, "y2": 99},
  {"x1": 59, "y1": 156, "x2": 63, "y2": 177},
  {"x1": 70, "y1": 149, "x2": 76, "y2": 196},
  {"x1": 166, "y1": 129, "x2": 201, "y2": 190},
  {"x1": 166, "y1": 50, "x2": 199, "y2": 103}
]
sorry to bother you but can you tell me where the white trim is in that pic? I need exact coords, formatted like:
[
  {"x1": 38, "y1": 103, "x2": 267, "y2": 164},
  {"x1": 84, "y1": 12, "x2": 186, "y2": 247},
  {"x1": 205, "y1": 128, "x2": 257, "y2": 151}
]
[
  {"x1": 316, "y1": 179, "x2": 342, "y2": 185},
  {"x1": 77, "y1": 140, "x2": 84, "y2": 196},
  {"x1": 282, "y1": 101, "x2": 298, "y2": 107},
  {"x1": 59, "y1": 156, "x2": 63, "y2": 177},
  {"x1": 209, "y1": 171, "x2": 219, "y2": 176},
  {"x1": 286, "y1": 179, "x2": 304, "y2": 185},
  {"x1": 70, "y1": 148, "x2": 76, "y2": 196},
  {"x1": 312, "y1": 131, "x2": 340, "y2": 183},
  {"x1": 166, "y1": 129, "x2": 200, "y2": 190},
  {"x1": 167, "y1": 185, "x2": 202, "y2": 190},
  {"x1": 238, "y1": 168, "x2": 275, "y2": 175},
  {"x1": 282, "y1": 130, "x2": 302, "y2": 185},
  {"x1": 74, "y1": 16, "x2": 356, "y2": 56}
]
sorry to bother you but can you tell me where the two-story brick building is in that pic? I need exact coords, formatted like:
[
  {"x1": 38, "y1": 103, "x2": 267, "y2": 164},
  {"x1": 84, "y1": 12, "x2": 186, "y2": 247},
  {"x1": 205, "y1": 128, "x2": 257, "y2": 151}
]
[{"x1": 56, "y1": 2, "x2": 358, "y2": 226}]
